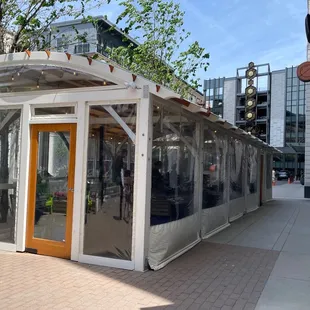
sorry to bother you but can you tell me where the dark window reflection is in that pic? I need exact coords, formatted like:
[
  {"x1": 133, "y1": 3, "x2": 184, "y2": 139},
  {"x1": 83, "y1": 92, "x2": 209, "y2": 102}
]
[
  {"x1": 151, "y1": 104, "x2": 197, "y2": 226},
  {"x1": 247, "y1": 145, "x2": 258, "y2": 194},
  {"x1": 202, "y1": 127, "x2": 227, "y2": 209},
  {"x1": 230, "y1": 138, "x2": 244, "y2": 200},
  {"x1": 0, "y1": 110, "x2": 21, "y2": 244},
  {"x1": 83, "y1": 104, "x2": 136, "y2": 260}
]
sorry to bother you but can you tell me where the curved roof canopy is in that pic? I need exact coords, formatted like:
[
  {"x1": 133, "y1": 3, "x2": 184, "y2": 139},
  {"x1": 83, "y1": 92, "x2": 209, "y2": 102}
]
[
  {"x1": 0, "y1": 51, "x2": 182, "y2": 100},
  {"x1": 0, "y1": 65, "x2": 115, "y2": 93},
  {"x1": 0, "y1": 51, "x2": 280, "y2": 153}
]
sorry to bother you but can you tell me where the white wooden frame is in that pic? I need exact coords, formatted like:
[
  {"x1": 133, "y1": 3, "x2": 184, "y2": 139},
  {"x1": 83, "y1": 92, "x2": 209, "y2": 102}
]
[
  {"x1": 77, "y1": 98, "x2": 147, "y2": 271},
  {"x1": 16, "y1": 103, "x2": 30, "y2": 252},
  {"x1": 30, "y1": 102, "x2": 78, "y2": 120},
  {"x1": 0, "y1": 105, "x2": 24, "y2": 252},
  {"x1": 0, "y1": 86, "x2": 149, "y2": 271},
  {"x1": 133, "y1": 88, "x2": 153, "y2": 271},
  {"x1": 0, "y1": 106, "x2": 21, "y2": 251}
]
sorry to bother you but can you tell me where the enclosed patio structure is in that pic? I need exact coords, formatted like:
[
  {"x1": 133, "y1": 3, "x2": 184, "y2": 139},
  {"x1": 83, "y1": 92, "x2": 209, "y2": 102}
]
[{"x1": 0, "y1": 52, "x2": 278, "y2": 271}]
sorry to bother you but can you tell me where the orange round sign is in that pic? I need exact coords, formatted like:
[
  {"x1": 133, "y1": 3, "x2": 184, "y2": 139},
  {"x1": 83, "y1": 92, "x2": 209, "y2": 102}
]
[{"x1": 297, "y1": 61, "x2": 310, "y2": 82}]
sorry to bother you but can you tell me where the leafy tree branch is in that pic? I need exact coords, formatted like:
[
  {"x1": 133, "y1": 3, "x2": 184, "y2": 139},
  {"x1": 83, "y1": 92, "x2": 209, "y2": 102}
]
[
  {"x1": 108, "y1": 0, "x2": 209, "y2": 97},
  {"x1": 0, "y1": 0, "x2": 110, "y2": 54}
]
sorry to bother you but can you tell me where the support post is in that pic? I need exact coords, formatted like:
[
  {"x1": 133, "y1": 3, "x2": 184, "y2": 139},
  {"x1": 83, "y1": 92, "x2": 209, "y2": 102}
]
[
  {"x1": 134, "y1": 86, "x2": 153, "y2": 271},
  {"x1": 71, "y1": 101, "x2": 87, "y2": 261},
  {"x1": 16, "y1": 104, "x2": 30, "y2": 251}
]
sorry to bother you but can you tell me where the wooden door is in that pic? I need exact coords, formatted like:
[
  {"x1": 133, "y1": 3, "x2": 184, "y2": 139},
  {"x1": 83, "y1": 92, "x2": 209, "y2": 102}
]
[{"x1": 25, "y1": 123, "x2": 76, "y2": 259}]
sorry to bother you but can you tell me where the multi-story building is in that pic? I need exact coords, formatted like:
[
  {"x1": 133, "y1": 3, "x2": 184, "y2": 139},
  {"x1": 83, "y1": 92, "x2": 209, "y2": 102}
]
[
  {"x1": 302, "y1": 0, "x2": 310, "y2": 197},
  {"x1": 204, "y1": 64, "x2": 306, "y2": 178},
  {"x1": 45, "y1": 16, "x2": 136, "y2": 59}
]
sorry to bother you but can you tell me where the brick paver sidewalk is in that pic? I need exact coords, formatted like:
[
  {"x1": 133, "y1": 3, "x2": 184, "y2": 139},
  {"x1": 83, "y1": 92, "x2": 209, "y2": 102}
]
[{"x1": 0, "y1": 242, "x2": 279, "y2": 310}]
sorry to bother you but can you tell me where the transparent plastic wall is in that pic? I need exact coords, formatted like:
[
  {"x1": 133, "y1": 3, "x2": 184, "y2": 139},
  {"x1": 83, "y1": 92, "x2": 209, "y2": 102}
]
[
  {"x1": 245, "y1": 144, "x2": 259, "y2": 212},
  {"x1": 148, "y1": 103, "x2": 200, "y2": 270},
  {"x1": 229, "y1": 137, "x2": 246, "y2": 220},
  {"x1": 147, "y1": 103, "x2": 274, "y2": 269},
  {"x1": 201, "y1": 125, "x2": 229, "y2": 237},
  {"x1": 84, "y1": 104, "x2": 136, "y2": 261}
]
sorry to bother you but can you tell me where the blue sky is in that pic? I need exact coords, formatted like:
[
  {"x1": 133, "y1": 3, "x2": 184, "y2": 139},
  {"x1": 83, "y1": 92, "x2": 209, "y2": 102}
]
[{"x1": 94, "y1": 0, "x2": 307, "y2": 79}]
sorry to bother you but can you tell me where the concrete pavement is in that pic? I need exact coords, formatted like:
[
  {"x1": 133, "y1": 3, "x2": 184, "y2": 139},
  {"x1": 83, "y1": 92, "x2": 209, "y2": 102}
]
[
  {"x1": 208, "y1": 200, "x2": 297, "y2": 251},
  {"x1": 0, "y1": 242, "x2": 278, "y2": 310},
  {"x1": 272, "y1": 180, "x2": 304, "y2": 199},
  {"x1": 0, "y1": 183, "x2": 309, "y2": 309},
  {"x1": 255, "y1": 198, "x2": 310, "y2": 310},
  {"x1": 209, "y1": 182, "x2": 310, "y2": 310}
]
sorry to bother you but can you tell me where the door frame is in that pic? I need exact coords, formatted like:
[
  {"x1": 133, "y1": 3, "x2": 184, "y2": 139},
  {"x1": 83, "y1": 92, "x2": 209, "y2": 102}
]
[
  {"x1": 77, "y1": 102, "x2": 137, "y2": 270},
  {"x1": 25, "y1": 123, "x2": 77, "y2": 259}
]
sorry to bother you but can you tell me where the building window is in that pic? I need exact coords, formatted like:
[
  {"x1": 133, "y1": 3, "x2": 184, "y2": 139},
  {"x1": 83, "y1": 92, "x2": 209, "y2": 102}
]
[
  {"x1": 205, "y1": 78, "x2": 225, "y2": 117},
  {"x1": 285, "y1": 67, "x2": 305, "y2": 146},
  {"x1": 74, "y1": 43, "x2": 90, "y2": 54},
  {"x1": 56, "y1": 38, "x2": 69, "y2": 52}
]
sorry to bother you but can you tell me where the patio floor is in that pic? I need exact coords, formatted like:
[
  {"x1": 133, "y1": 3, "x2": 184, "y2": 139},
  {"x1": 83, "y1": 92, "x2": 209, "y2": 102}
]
[{"x1": 0, "y1": 240, "x2": 278, "y2": 310}]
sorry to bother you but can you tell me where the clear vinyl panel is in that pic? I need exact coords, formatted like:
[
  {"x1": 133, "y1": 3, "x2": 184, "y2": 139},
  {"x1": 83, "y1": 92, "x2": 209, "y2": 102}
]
[
  {"x1": 34, "y1": 131, "x2": 70, "y2": 242},
  {"x1": 247, "y1": 145, "x2": 258, "y2": 194},
  {"x1": 0, "y1": 109, "x2": 21, "y2": 244},
  {"x1": 151, "y1": 104, "x2": 197, "y2": 225},
  {"x1": 84, "y1": 104, "x2": 136, "y2": 261},
  {"x1": 202, "y1": 127, "x2": 228, "y2": 209},
  {"x1": 149, "y1": 103, "x2": 199, "y2": 270},
  {"x1": 229, "y1": 138, "x2": 245, "y2": 201}
]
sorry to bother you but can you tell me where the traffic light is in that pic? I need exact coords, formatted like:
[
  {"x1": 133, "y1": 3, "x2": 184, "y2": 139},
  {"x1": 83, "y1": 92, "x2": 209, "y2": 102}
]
[
  {"x1": 245, "y1": 62, "x2": 257, "y2": 132},
  {"x1": 305, "y1": 14, "x2": 310, "y2": 43}
]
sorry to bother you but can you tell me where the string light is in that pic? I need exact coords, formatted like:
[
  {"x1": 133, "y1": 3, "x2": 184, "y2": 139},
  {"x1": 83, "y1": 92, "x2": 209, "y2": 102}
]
[
  {"x1": 73, "y1": 71, "x2": 77, "y2": 76},
  {"x1": 36, "y1": 80, "x2": 40, "y2": 89},
  {"x1": 103, "y1": 80, "x2": 107, "y2": 86},
  {"x1": 41, "y1": 70, "x2": 44, "y2": 75},
  {"x1": 17, "y1": 72, "x2": 20, "y2": 77},
  {"x1": 11, "y1": 75, "x2": 14, "y2": 81}
]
